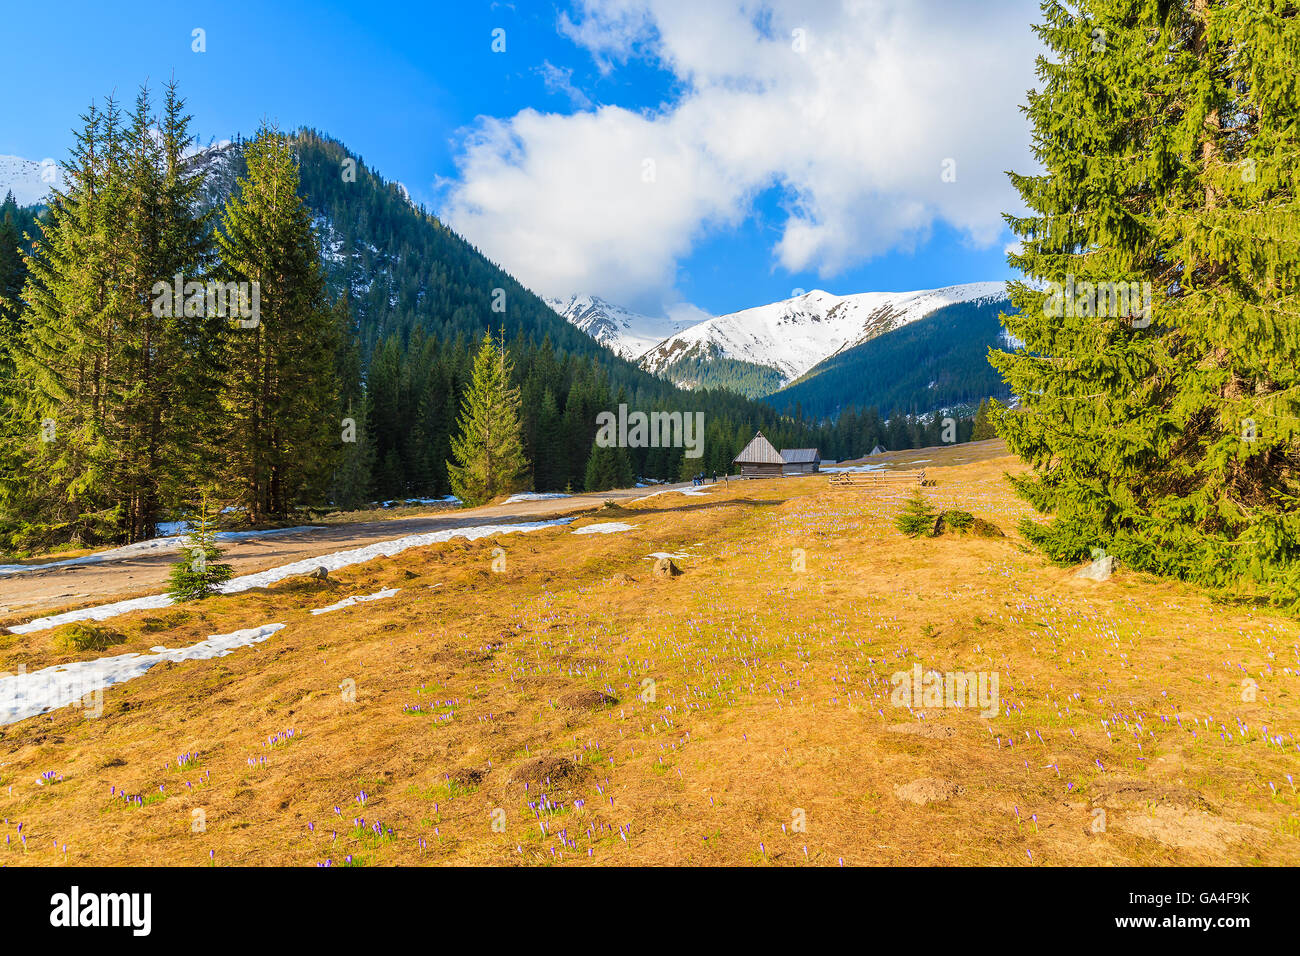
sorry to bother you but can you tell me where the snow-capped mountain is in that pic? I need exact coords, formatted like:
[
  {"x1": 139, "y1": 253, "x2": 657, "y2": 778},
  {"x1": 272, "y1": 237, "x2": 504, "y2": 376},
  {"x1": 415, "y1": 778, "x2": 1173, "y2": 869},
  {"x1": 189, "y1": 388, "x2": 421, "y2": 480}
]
[
  {"x1": 639, "y1": 282, "x2": 1007, "y2": 389},
  {"x1": 1, "y1": 140, "x2": 238, "y2": 210},
  {"x1": 0, "y1": 155, "x2": 62, "y2": 206},
  {"x1": 544, "y1": 294, "x2": 693, "y2": 361}
]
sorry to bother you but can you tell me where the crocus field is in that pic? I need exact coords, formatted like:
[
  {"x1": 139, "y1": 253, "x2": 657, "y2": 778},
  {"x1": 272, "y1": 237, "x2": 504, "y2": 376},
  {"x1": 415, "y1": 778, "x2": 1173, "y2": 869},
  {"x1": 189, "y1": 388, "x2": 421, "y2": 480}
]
[{"x1": 1, "y1": 440, "x2": 1296, "y2": 866}]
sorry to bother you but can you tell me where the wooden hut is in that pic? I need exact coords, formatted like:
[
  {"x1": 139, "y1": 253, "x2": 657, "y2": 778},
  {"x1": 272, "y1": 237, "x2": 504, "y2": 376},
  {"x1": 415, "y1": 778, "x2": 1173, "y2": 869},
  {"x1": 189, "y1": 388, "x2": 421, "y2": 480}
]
[
  {"x1": 780, "y1": 448, "x2": 821, "y2": 475},
  {"x1": 733, "y1": 431, "x2": 784, "y2": 478}
]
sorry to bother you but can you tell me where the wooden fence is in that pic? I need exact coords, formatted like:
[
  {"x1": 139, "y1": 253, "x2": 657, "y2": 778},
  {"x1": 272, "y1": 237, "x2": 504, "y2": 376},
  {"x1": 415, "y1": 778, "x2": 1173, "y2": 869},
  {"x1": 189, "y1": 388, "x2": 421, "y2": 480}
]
[{"x1": 827, "y1": 469, "x2": 929, "y2": 489}]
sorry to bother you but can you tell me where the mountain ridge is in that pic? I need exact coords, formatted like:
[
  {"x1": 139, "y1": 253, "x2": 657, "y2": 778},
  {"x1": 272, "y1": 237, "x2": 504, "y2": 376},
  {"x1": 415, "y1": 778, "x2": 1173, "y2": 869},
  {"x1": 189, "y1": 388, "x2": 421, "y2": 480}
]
[
  {"x1": 638, "y1": 281, "x2": 1006, "y2": 391},
  {"x1": 543, "y1": 293, "x2": 692, "y2": 361}
]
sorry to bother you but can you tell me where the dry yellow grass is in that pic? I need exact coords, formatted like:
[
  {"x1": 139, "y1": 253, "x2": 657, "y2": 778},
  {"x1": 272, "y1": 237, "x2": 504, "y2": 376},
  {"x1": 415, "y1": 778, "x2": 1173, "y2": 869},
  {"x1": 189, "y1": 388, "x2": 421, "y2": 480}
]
[{"x1": 1, "y1": 441, "x2": 1296, "y2": 866}]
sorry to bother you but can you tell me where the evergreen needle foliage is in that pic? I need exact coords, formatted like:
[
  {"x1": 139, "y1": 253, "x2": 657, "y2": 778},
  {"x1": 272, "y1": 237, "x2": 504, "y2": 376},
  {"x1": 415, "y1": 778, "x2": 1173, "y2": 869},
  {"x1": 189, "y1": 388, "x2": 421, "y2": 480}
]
[
  {"x1": 894, "y1": 489, "x2": 938, "y2": 537},
  {"x1": 992, "y1": 0, "x2": 1300, "y2": 610},
  {"x1": 2, "y1": 82, "x2": 215, "y2": 547},
  {"x1": 446, "y1": 332, "x2": 530, "y2": 506},
  {"x1": 215, "y1": 126, "x2": 341, "y2": 522},
  {"x1": 167, "y1": 495, "x2": 233, "y2": 601}
]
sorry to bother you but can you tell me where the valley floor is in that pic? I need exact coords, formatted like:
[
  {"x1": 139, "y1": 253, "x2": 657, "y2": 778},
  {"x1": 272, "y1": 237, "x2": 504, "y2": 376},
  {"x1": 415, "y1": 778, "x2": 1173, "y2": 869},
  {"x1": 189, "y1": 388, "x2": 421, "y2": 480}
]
[{"x1": 0, "y1": 439, "x2": 1296, "y2": 866}]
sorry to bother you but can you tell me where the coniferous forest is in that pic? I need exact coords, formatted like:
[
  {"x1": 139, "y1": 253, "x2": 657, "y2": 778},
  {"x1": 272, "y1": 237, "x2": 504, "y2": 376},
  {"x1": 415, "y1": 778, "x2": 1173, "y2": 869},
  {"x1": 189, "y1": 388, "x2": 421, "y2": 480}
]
[{"x1": 0, "y1": 84, "x2": 961, "y2": 552}]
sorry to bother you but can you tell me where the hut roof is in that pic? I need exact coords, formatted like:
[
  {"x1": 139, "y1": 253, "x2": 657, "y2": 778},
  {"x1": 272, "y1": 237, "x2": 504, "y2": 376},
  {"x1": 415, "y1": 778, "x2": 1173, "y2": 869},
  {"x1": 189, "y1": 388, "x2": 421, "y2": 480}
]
[
  {"x1": 780, "y1": 448, "x2": 821, "y2": 464},
  {"x1": 733, "y1": 431, "x2": 783, "y2": 465}
]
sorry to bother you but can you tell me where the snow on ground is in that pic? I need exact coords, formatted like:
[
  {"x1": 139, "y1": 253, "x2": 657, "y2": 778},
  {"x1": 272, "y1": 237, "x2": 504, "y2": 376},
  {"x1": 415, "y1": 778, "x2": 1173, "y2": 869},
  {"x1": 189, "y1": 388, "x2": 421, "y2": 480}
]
[
  {"x1": 0, "y1": 624, "x2": 285, "y2": 725},
  {"x1": 0, "y1": 526, "x2": 324, "y2": 577},
  {"x1": 631, "y1": 484, "x2": 717, "y2": 503},
  {"x1": 9, "y1": 517, "x2": 575, "y2": 634},
  {"x1": 572, "y1": 522, "x2": 637, "y2": 535},
  {"x1": 377, "y1": 496, "x2": 460, "y2": 508},
  {"x1": 820, "y1": 463, "x2": 887, "y2": 474},
  {"x1": 504, "y1": 492, "x2": 571, "y2": 504},
  {"x1": 645, "y1": 551, "x2": 694, "y2": 560},
  {"x1": 309, "y1": 588, "x2": 400, "y2": 615}
]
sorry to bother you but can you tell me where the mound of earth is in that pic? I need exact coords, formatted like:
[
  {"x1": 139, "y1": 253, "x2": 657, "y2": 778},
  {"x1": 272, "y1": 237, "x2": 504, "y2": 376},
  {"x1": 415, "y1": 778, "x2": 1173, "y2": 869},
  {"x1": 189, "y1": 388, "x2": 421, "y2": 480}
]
[
  {"x1": 507, "y1": 754, "x2": 589, "y2": 786},
  {"x1": 557, "y1": 689, "x2": 617, "y2": 710},
  {"x1": 895, "y1": 777, "x2": 966, "y2": 805}
]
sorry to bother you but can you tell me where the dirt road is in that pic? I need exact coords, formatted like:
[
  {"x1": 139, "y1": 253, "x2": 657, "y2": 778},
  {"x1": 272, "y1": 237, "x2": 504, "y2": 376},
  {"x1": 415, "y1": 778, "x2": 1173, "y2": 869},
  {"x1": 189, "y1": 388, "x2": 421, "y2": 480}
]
[{"x1": 0, "y1": 483, "x2": 700, "y2": 621}]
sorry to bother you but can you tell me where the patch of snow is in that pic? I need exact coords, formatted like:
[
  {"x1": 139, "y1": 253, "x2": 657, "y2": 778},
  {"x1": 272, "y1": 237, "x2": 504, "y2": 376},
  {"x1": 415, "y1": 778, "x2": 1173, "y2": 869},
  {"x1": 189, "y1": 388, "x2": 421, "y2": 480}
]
[
  {"x1": 821, "y1": 463, "x2": 887, "y2": 474},
  {"x1": 9, "y1": 518, "x2": 574, "y2": 634},
  {"x1": 572, "y1": 522, "x2": 637, "y2": 535},
  {"x1": 645, "y1": 552, "x2": 693, "y2": 560},
  {"x1": 504, "y1": 492, "x2": 571, "y2": 504},
  {"x1": 630, "y1": 485, "x2": 716, "y2": 503},
  {"x1": 0, "y1": 526, "x2": 325, "y2": 577},
  {"x1": 309, "y1": 588, "x2": 400, "y2": 615},
  {"x1": 0, "y1": 624, "x2": 285, "y2": 726},
  {"x1": 377, "y1": 496, "x2": 460, "y2": 508}
]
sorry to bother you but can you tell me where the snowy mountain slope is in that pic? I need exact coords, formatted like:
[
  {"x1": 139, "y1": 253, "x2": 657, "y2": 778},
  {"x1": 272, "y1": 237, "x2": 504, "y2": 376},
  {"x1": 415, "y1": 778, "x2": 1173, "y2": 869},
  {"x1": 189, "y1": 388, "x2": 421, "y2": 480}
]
[
  {"x1": 544, "y1": 294, "x2": 693, "y2": 361},
  {"x1": 1, "y1": 140, "x2": 237, "y2": 210},
  {"x1": 0, "y1": 155, "x2": 62, "y2": 206},
  {"x1": 639, "y1": 282, "x2": 1007, "y2": 391}
]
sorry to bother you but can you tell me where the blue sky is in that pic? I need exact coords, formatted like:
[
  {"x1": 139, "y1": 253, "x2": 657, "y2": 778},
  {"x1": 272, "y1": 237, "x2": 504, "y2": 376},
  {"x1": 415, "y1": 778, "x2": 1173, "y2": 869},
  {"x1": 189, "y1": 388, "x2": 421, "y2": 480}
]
[{"x1": 0, "y1": 0, "x2": 1041, "y2": 317}]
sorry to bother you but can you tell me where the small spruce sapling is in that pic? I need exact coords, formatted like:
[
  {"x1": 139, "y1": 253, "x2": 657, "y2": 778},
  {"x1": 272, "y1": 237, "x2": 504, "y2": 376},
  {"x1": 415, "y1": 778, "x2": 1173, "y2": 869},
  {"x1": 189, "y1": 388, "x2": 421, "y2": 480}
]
[
  {"x1": 167, "y1": 495, "x2": 233, "y2": 601},
  {"x1": 894, "y1": 489, "x2": 938, "y2": 538}
]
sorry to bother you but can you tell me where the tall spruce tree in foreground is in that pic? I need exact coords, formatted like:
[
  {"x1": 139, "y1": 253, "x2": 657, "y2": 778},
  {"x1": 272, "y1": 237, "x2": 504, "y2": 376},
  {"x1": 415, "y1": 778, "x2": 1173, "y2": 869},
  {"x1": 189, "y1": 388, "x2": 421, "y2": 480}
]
[
  {"x1": 2, "y1": 84, "x2": 212, "y2": 547},
  {"x1": 991, "y1": 0, "x2": 1300, "y2": 608},
  {"x1": 215, "y1": 126, "x2": 340, "y2": 521},
  {"x1": 447, "y1": 331, "x2": 529, "y2": 506}
]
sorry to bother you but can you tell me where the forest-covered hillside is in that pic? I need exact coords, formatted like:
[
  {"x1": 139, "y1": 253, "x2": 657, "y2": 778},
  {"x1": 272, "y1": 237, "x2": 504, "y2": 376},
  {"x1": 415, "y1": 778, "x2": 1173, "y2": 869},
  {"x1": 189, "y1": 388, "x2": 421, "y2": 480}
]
[{"x1": 771, "y1": 298, "x2": 1014, "y2": 421}]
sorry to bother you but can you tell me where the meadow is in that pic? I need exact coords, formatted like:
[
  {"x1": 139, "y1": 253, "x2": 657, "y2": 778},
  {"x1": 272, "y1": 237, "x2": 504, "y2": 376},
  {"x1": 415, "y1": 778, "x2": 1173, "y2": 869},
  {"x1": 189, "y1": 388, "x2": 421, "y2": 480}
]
[{"x1": 0, "y1": 440, "x2": 1296, "y2": 866}]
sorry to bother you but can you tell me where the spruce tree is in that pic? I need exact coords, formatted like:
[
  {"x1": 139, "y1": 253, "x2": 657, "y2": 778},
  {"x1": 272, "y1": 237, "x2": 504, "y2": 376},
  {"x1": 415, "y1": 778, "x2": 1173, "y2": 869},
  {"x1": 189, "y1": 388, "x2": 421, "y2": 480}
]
[
  {"x1": 991, "y1": 0, "x2": 1300, "y2": 608},
  {"x1": 331, "y1": 395, "x2": 376, "y2": 510},
  {"x1": 970, "y1": 399, "x2": 997, "y2": 440},
  {"x1": 167, "y1": 494, "x2": 233, "y2": 601},
  {"x1": 215, "y1": 126, "x2": 340, "y2": 521},
  {"x1": 894, "y1": 489, "x2": 938, "y2": 538},
  {"x1": 2, "y1": 86, "x2": 210, "y2": 546},
  {"x1": 584, "y1": 439, "x2": 634, "y2": 492},
  {"x1": 0, "y1": 194, "x2": 25, "y2": 372},
  {"x1": 446, "y1": 331, "x2": 529, "y2": 505}
]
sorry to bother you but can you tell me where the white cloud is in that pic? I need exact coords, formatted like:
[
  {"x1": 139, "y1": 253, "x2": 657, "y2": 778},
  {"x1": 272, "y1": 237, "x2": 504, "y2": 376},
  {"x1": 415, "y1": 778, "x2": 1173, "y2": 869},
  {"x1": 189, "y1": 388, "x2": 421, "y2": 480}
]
[
  {"x1": 441, "y1": 0, "x2": 1040, "y2": 308},
  {"x1": 536, "y1": 60, "x2": 595, "y2": 109}
]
